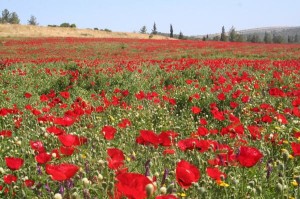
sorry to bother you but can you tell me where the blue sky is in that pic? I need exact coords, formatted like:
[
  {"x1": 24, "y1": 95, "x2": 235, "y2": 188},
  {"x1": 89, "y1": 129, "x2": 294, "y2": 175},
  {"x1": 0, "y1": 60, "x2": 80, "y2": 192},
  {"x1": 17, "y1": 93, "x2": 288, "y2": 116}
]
[{"x1": 1, "y1": 0, "x2": 299, "y2": 36}]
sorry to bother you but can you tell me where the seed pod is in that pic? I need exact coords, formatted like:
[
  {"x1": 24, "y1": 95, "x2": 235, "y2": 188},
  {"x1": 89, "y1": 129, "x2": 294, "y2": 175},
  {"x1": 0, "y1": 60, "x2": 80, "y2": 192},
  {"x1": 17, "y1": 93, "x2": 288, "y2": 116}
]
[{"x1": 276, "y1": 183, "x2": 283, "y2": 192}]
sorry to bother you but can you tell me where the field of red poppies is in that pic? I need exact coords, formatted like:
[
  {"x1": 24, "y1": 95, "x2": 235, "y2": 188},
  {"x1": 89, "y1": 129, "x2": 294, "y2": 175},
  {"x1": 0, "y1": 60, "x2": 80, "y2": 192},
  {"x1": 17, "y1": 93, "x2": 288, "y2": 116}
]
[{"x1": 1, "y1": 37, "x2": 300, "y2": 198}]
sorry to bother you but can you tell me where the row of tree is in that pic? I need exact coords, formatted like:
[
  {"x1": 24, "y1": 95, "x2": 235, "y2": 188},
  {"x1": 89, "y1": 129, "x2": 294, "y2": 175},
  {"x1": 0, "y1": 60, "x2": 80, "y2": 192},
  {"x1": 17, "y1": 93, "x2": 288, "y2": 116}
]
[
  {"x1": 209, "y1": 26, "x2": 299, "y2": 44},
  {"x1": 0, "y1": 9, "x2": 38, "y2": 25},
  {"x1": 139, "y1": 23, "x2": 185, "y2": 39}
]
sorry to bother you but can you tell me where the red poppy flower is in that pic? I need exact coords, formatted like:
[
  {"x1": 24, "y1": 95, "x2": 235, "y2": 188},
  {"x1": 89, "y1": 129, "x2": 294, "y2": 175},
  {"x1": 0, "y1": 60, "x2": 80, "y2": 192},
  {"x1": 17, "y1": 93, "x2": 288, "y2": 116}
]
[
  {"x1": 275, "y1": 114, "x2": 288, "y2": 124},
  {"x1": 237, "y1": 146, "x2": 263, "y2": 167},
  {"x1": 241, "y1": 95, "x2": 250, "y2": 103},
  {"x1": 60, "y1": 146, "x2": 75, "y2": 156},
  {"x1": 45, "y1": 163, "x2": 79, "y2": 181},
  {"x1": 35, "y1": 152, "x2": 52, "y2": 164},
  {"x1": 58, "y1": 134, "x2": 87, "y2": 147},
  {"x1": 136, "y1": 130, "x2": 160, "y2": 148},
  {"x1": 54, "y1": 116, "x2": 75, "y2": 126},
  {"x1": 291, "y1": 142, "x2": 300, "y2": 156},
  {"x1": 60, "y1": 91, "x2": 70, "y2": 99},
  {"x1": 176, "y1": 160, "x2": 200, "y2": 189},
  {"x1": 51, "y1": 149, "x2": 61, "y2": 159},
  {"x1": 115, "y1": 172, "x2": 153, "y2": 199},
  {"x1": 197, "y1": 126, "x2": 209, "y2": 136},
  {"x1": 200, "y1": 118, "x2": 207, "y2": 125},
  {"x1": 0, "y1": 130, "x2": 12, "y2": 137},
  {"x1": 5, "y1": 157, "x2": 24, "y2": 170},
  {"x1": 46, "y1": 126, "x2": 66, "y2": 135},
  {"x1": 191, "y1": 106, "x2": 201, "y2": 114},
  {"x1": 211, "y1": 110, "x2": 225, "y2": 121},
  {"x1": 163, "y1": 149, "x2": 176, "y2": 156},
  {"x1": 177, "y1": 138, "x2": 201, "y2": 151},
  {"x1": 118, "y1": 118, "x2": 131, "y2": 128},
  {"x1": 217, "y1": 93, "x2": 226, "y2": 101},
  {"x1": 101, "y1": 125, "x2": 117, "y2": 140},
  {"x1": 3, "y1": 174, "x2": 17, "y2": 184},
  {"x1": 206, "y1": 167, "x2": 226, "y2": 181},
  {"x1": 24, "y1": 92, "x2": 32, "y2": 98},
  {"x1": 24, "y1": 179, "x2": 35, "y2": 187},
  {"x1": 247, "y1": 125, "x2": 262, "y2": 140},
  {"x1": 158, "y1": 131, "x2": 178, "y2": 147},
  {"x1": 107, "y1": 148, "x2": 125, "y2": 170},
  {"x1": 30, "y1": 140, "x2": 46, "y2": 153}
]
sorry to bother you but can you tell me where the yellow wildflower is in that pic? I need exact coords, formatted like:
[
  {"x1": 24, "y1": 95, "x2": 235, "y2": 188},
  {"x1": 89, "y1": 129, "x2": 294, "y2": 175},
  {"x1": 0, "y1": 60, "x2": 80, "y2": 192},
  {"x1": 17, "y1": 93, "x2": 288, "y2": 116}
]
[
  {"x1": 177, "y1": 193, "x2": 187, "y2": 197},
  {"x1": 109, "y1": 115, "x2": 115, "y2": 121},
  {"x1": 283, "y1": 140, "x2": 289, "y2": 144},
  {"x1": 291, "y1": 180, "x2": 298, "y2": 186},
  {"x1": 217, "y1": 180, "x2": 230, "y2": 187}
]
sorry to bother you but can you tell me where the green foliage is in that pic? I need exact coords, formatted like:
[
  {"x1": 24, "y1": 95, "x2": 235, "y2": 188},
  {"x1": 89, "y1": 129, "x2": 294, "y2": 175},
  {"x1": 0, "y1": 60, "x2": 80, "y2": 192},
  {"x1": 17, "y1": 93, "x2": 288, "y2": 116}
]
[
  {"x1": 0, "y1": 9, "x2": 20, "y2": 24},
  {"x1": 178, "y1": 31, "x2": 184, "y2": 40},
  {"x1": 28, "y1": 15, "x2": 38, "y2": 26},
  {"x1": 170, "y1": 24, "x2": 174, "y2": 38},
  {"x1": 229, "y1": 26, "x2": 237, "y2": 42},
  {"x1": 220, "y1": 26, "x2": 227, "y2": 41},
  {"x1": 60, "y1": 22, "x2": 71, "y2": 27},
  {"x1": 152, "y1": 22, "x2": 157, "y2": 35},
  {"x1": 247, "y1": 34, "x2": 261, "y2": 43},
  {"x1": 140, "y1": 25, "x2": 147, "y2": 34},
  {"x1": 101, "y1": 28, "x2": 112, "y2": 32},
  {"x1": 272, "y1": 34, "x2": 284, "y2": 43},
  {"x1": 59, "y1": 23, "x2": 76, "y2": 28},
  {"x1": 264, "y1": 32, "x2": 272, "y2": 43},
  {"x1": 295, "y1": 34, "x2": 299, "y2": 43}
]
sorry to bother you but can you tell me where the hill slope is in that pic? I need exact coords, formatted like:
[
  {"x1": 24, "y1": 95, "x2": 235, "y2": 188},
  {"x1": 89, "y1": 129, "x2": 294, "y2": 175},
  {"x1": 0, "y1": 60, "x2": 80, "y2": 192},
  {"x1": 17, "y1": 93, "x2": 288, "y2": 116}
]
[{"x1": 0, "y1": 24, "x2": 170, "y2": 39}]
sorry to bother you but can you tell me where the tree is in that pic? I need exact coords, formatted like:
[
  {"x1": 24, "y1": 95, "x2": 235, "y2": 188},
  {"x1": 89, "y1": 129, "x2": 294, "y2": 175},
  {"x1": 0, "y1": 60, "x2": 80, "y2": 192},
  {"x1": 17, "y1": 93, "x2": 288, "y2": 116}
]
[
  {"x1": 272, "y1": 34, "x2": 283, "y2": 43},
  {"x1": 220, "y1": 26, "x2": 227, "y2": 41},
  {"x1": 151, "y1": 22, "x2": 157, "y2": 35},
  {"x1": 8, "y1": 12, "x2": 20, "y2": 24},
  {"x1": 1, "y1": 9, "x2": 10, "y2": 23},
  {"x1": 294, "y1": 34, "x2": 299, "y2": 43},
  {"x1": 28, "y1": 15, "x2": 38, "y2": 26},
  {"x1": 236, "y1": 34, "x2": 244, "y2": 42},
  {"x1": 140, "y1": 26, "x2": 147, "y2": 34},
  {"x1": 170, "y1": 24, "x2": 173, "y2": 38},
  {"x1": 213, "y1": 35, "x2": 220, "y2": 41},
  {"x1": 288, "y1": 35, "x2": 294, "y2": 43},
  {"x1": 250, "y1": 34, "x2": 260, "y2": 43},
  {"x1": 178, "y1": 31, "x2": 184, "y2": 40},
  {"x1": 228, "y1": 26, "x2": 237, "y2": 42},
  {"x1": 263, "y1": 32, "x2": 272, "y2": 43}
]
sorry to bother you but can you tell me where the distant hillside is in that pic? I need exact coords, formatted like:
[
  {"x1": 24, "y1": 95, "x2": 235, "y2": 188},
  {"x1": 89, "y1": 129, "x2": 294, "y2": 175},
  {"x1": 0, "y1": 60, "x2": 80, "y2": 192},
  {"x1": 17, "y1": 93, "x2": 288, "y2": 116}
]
[
  {"x1": 195, "y1": 26, "x2": 300, "y2": 42},
  {"x1": 238, "y1": 26, "x2": 300, "y2": 40},
  {"x1": 0, "y1": 24, "x2": 171, "y2": 39}
]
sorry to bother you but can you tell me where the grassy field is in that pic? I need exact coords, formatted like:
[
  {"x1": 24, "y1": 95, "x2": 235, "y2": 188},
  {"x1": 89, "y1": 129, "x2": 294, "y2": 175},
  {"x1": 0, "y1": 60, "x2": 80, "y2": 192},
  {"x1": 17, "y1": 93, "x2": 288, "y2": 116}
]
[
  {"x1": 0, "y1": 37, "x2": 300, "y2": 198},
  {"x1": 0, "y1": 24, "x2": 170, "y2": 39}
]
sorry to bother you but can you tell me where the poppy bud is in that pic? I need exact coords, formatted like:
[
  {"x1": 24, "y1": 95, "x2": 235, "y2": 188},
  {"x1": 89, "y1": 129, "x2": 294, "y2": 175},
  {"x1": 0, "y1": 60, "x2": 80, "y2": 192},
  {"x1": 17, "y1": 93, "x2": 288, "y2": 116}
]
[
  {"x1": 71, "y1": 192, "x2": 80, "y2": 199},
  {"x1": 160, "y1": 186, "x2": 167, "y2": 194},
  {"x1": 53, "y1": 193, "x2": 62, "y2": 199},
  {"x1": 256, "y1": 186, "x2": 262, "y2": 195},
  {"x1": 276, "y1": 183, "x2": 283, "y2": 192},
  {"x1": 278, "y1": 177, "x2": 284, "y2": 185},
  {"x1": 82, "y1": 178, "x2": 90, "y2": 187},
  {"x1": 249, "y1": 181, "x2": 255, "y2": 187},
  {"x1": 146, "y1": 183, "x2": 154, "y2": 197},
  {"x1": 198, "y1": 187, "x2": 206, "y2": 193}
]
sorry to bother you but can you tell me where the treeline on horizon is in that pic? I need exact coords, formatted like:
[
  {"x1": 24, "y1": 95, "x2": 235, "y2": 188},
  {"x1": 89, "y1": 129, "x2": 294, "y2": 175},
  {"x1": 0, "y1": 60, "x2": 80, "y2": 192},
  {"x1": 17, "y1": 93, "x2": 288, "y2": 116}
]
[{"x1": 1, "y1": 8, "x2": 299, "y2": 44}]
